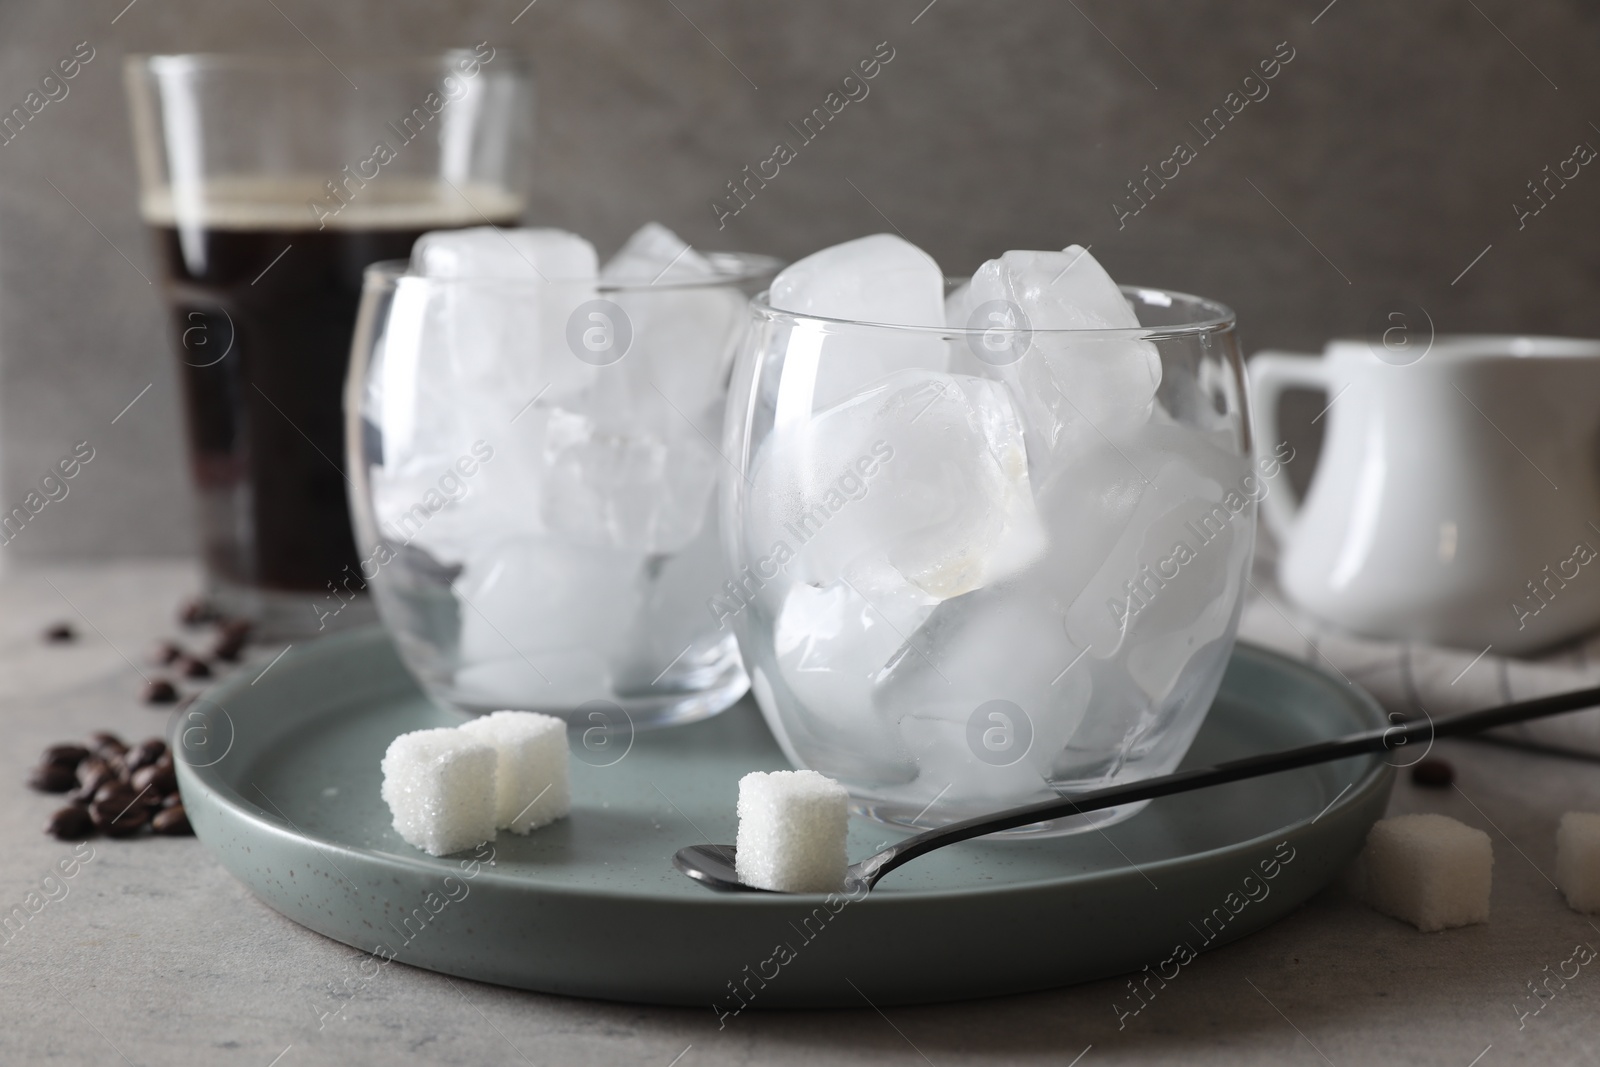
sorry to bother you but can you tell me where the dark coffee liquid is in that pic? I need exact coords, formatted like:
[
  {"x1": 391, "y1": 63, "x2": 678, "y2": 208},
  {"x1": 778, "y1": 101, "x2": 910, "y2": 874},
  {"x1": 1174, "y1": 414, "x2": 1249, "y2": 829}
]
[{"x1": 152, "y1": 214, "x2": 514, "y2": 594}]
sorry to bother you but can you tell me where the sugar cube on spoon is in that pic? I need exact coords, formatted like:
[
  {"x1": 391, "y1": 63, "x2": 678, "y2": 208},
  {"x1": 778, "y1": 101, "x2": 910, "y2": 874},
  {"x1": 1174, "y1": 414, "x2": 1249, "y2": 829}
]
[{"x1": 735, "y1": 770, "x2": 850, "y2": 893}]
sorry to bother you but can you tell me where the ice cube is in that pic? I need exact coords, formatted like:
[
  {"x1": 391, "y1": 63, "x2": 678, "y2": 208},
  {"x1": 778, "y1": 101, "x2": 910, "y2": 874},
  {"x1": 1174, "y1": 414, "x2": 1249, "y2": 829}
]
[
  {"x1": 770, "y1": 579, "x2": 926, "y2": 779},
  {"x1": 1053, "y1": 423, "x2": 1252, "y2": 703},
  {"x1": 970, "y1": 246, "x2": 1137, "y2": 330},
  {"x1": 452, "y1": 535, "x2": 644, "y2": 711},
  {"x1": 609, "y1": 498, "x2": 741, "y2": 697},
  {"x1": 608, "y1": 280, "x2": 747, "y2": 424},
  {"x1": 598, "y1": 223, "x2": 747, "y2": 418},
  {"x1": 966, "y1": 247, "x2": 1161, "y2": 467},
  {"x1": 380, "y1": 228, "x2": 600, "y2": 498},
  {"x1": 747, "y1": 368, "x2": 1045, "y2": 604},
  {"x1": 875, "y1": 581, "x2": 1092, "y2": 804},
  {"x1": 601, "y1": 222, "x2": 715, "y2": 283},
  {"x1": 945, "y1": 278, "x2": 975, "y2": 329},
  {"x1": 413, "y1": 226, "x2": 598, "y2": 280},
  {"x1": 768, "y1": 234, "x2": 948, "y2": 409},
  {"x1": 539, "y1": 405, "x2": 719, "y2": 555}
]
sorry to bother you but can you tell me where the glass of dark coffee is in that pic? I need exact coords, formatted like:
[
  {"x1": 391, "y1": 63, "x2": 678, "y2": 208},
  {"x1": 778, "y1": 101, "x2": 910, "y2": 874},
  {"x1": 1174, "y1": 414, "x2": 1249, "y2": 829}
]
[{"x1": 124, "y1": 50, "x2": 531, "y2": 638}]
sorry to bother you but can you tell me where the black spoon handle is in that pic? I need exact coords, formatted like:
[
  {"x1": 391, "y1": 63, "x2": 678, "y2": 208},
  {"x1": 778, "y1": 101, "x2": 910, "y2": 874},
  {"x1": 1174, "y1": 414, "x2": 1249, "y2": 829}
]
[{"x1": 859, "y1": 683, "x2": 1600, "y2": 888}]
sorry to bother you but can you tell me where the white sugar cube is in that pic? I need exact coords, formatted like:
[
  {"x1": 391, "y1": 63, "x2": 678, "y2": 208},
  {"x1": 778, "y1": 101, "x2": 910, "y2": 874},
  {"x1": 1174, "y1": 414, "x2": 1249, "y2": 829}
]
[
  {"x1": 1555, "y1": 812, "x2": 1600, "y2": 913},
  {"x1": 735, "y1": 770, "x2": 850, "y2": 893},
  {"x1": 1348, "y1": 813, "x2": 1492, "y2": 932},
  {"x1": 380, "y1": 728, "x2": 497, "y2": 856},
  {"x1": 458, "y1": 710, "x2": 571, "y2": 833}
]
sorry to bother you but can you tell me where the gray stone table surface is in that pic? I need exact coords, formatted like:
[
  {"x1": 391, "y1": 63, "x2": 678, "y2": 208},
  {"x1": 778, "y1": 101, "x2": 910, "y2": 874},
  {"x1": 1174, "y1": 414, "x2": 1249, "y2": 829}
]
[{"x1": 4, "y1": 560, "x2": 1600, "y2": 1066}]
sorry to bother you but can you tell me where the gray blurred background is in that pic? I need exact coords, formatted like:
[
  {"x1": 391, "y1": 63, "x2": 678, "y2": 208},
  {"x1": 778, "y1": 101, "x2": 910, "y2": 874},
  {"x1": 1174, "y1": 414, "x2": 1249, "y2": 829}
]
[{"x1": 0, "y1": 0, "x2": 1596, "y2": 561}]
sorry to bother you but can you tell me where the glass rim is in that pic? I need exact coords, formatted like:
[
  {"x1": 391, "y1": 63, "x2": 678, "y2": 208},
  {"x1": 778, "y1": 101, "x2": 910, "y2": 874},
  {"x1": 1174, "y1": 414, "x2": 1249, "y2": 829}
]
[
  {"x1": 125, "y1": 49, "x2": 532, "y2": 77},
  {"x1": 362, "y1": 251, "x2": 785, "y2": 293},
  {"x1": 750, "y1": 283, "x2": 1237, "y2": 338}
]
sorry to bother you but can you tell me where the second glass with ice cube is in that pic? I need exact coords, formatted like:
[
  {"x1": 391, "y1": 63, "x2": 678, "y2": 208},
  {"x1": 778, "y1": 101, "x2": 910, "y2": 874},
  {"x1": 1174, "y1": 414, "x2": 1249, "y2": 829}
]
[
  {"x1": 722, "y1": 236, "x2": 1256, "y2": 833},
  {"x1": 348, "y1": 224, "x2": 779, "y2": 729}
]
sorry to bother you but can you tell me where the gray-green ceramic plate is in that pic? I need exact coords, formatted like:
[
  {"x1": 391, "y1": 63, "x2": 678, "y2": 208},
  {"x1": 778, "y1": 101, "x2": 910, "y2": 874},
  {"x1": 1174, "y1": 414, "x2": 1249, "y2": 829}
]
[{"x1": 174, "y1": 629, "x2": 1392, "y2": 1009}]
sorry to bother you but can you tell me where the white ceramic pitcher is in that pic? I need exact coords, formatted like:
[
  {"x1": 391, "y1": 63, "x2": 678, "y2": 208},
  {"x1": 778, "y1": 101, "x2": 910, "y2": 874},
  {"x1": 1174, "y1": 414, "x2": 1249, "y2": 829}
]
[{"x1": 1249, "y1": 335, "x2": 1600, "y2": 655}]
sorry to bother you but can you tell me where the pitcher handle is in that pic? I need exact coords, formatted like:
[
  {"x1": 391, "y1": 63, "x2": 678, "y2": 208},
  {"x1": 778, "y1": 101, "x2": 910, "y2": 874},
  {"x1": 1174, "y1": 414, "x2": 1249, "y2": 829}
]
[{"x1": 1247, "y1": 351, "x2": 1330, "y2": 543}]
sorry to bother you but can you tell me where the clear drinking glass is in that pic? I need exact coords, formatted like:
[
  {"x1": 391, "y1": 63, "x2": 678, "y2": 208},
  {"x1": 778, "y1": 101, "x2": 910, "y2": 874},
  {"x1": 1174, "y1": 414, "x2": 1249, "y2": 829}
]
[
  {"x1": 124, "y1": 51, "x2": 532, "y2": 638},
  {"x1": 348, "y1": 252, "x2": 781, "y2": 729},
  {"x1": 721, "y1": 285, "x2": 1255, "y2": 833}
]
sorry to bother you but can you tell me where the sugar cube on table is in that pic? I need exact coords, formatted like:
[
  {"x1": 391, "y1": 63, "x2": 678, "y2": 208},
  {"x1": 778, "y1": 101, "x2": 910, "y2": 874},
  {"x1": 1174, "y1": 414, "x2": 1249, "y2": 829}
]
[
  {"x1": 1555, "y1": 811, "x2": 1600, "y2": 913},
  {"x1": 458, "y1": 711, "x2": 571, "y2": 834},
  {"x1": 380, "y1": 728, "x2": 498, "y2": 856},
  {"x1": 1348, "y1": 813, "x2": 1492, "y2": 932},
  {"x1": 735, "y1": 770, "x2": 850, "y2": 893}
]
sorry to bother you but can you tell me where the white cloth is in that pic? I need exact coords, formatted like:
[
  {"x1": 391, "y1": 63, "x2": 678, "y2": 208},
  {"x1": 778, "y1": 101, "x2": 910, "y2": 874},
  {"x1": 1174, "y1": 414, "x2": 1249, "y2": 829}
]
[{"x1": 1238, "y1": 548, "x2": 1600, "y2": 754}]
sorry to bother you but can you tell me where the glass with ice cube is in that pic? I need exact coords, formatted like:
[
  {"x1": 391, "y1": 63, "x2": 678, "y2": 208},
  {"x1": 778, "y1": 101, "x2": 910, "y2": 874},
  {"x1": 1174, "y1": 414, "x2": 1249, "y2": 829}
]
[
  {"x1": 347, "y1": 224, "x2": 780, "y2": 729},
  {"x1": 721, "y1": 236, "x2": 1255, "y2": 833}
]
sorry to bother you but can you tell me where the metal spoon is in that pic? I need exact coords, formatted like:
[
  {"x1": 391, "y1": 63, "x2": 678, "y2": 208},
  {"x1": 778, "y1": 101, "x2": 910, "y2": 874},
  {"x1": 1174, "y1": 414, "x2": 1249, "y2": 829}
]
[{"x1": 675, "y1": 682, "x2": 1600, "y2": 894}]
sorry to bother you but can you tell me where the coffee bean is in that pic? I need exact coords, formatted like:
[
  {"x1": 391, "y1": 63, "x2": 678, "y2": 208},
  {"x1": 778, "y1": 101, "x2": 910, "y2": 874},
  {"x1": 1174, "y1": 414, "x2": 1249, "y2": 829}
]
[
  {"x1": 177, "y1": 656, "x2": 212, "y2": 680},
  {"x1": 1411, "y1": 758, "x2": 1455, "y2": 788},
  {"x1": 211, "y1": 622, "x2": 251, "y2": 663},
  {"x1": 27, "y1": 763, "x2": 77, "y2": 793},
  {"x1": 43, "y1": 622, "x2": 76, "y2": 644},
  {"x1": 92, "y1": 782, "x2": 138, "y2": 808},
  {"x1": 152, "y1": 804, "x2": 192, "y2": 836},
  {"x1": 179, "y1": 597, "x2": 220, "y2": 627},
  {"x1": 217, "y1": 617, "x2": 252, "y2": 641},
  {"x1": 124, "y1": 739, "x2": 167, "y2": 773},
  {"x1": 43, "y1": 744, "x2": 90, "y2": 769},
  {"x1": 75, "y1": 758, "x2": 114, "y2": 796},
  {"x1": 161, "y1": 791, "x2": 183, "y2": 809},
  {"x1": 142, "y1": 679, "x2": 179, "y2": 705},
  {"x1": 151, "y1": 640, "x2": 185, "y2": 666},
  {"x1": 89, "y1": 731, "x2": 126, "y2": 754},
  {"x1": 90, "y1": 799, "x2": 149, "y2": 836},
  {"x1": 131, "y1": 763, "x2": 177, "y2": 796},
  {"x1": 46, "y1": 806, "x2": 94, "y2": 840}
]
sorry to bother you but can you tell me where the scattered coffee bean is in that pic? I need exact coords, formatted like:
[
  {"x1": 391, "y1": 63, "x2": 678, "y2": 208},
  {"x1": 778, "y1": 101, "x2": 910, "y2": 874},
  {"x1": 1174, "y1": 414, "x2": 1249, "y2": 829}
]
[
  {"x1": 218, "y1": 617, "x2": 252, "y2": 641},
  {"x1": 74, "y1": 758, "x2": 115, "y2": 798},
  {"x1": 1411, "y1": 758, "x2": 1455, "y2": 788},
  {"x1": 43, "y1": 744, "x2": 90, "y2": 769},
  {"x1": 32, "y1": 730, "x2": 192, "y2": 842},
  {"x1": 89, "y1": 730, "x2": 125, "y2": 751},
  {"x1": 91, "y1": 798, "x2": 150, "y2": 836},
  {"x1": 124, "y1": 739, "x2": 167, "y2": 773},
  {"x1": 177, "y1": 656, "x2": 212, "y2": 680},
  {"x1": 43, "y1": 622, "x2": 76, "y2": 644},
  {"x1": 151, "y1": 804, "x2": 192, "y2": 836},
  {"x1": 46, "y1": 805, "x2": 94, "y2": 840},
  {"x1": 92, "y1": 782, "x2": 138, "y2": 808},
  {"x1": 211, "y1": 621, "x2": 252, "y2": 663},
  {"x1": 179, "y1": 597, "x2": 221, "y2": 627},
  {"x1": 151, "y1": 640, "x2": 185, "y2": 666},
  {"x1": 142, "y1": 679, "x2": 179, "y2": 705},
  {"x1": 27, "y1": 763, "x2": 77, "y2": 793},
  {"x1": 131, "y1": 763, "x2": 177, "y2": 796}
]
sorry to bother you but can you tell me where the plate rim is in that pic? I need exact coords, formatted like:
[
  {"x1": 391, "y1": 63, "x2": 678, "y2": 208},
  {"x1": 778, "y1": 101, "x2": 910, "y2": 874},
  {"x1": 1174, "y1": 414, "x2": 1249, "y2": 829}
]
[{"x1": 177, "y1": 630, "x2": 1393, "y2": 906}]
